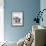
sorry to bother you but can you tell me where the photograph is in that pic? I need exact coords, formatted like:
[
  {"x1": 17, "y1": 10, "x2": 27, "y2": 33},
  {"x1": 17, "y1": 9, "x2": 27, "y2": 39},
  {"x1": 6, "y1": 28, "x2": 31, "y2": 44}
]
[{"x1": 12, "y1": 11, "x2": 24, "y2": 26}]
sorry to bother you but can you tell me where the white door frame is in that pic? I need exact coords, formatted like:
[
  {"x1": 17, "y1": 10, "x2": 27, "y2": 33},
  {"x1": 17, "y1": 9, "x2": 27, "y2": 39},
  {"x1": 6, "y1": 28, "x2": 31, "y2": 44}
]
[{"x1": 0, "y1": 0, "x2": 4, "y2": 42}]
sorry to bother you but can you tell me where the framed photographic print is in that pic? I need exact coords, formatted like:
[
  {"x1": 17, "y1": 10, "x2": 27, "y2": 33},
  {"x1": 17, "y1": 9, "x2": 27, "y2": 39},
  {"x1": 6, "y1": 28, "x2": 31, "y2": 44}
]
[{"x1": 12, "y1": 11, "x2": 24, "y2": 26}]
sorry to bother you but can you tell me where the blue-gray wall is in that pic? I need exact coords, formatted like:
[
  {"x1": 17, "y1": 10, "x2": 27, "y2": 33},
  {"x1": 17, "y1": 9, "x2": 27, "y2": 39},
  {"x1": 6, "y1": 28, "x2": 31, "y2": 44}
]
[
  {"x1": 40, "y1": 0, "x2": 46, "y2": 27},
  {"x1": 4, "y1": 0, "x2": 40, "y2": 42}
]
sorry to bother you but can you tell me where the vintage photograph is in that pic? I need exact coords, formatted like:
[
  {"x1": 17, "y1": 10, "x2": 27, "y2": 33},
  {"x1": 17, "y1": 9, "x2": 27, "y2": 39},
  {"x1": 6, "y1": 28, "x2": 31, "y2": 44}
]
[{"x1": 12, "y1": 11, "x2": 24, "y2": 26}]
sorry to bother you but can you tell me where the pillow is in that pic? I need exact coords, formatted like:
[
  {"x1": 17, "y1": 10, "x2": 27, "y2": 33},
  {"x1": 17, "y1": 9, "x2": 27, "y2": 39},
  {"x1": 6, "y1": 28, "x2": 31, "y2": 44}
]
[
  {"x1": 23, "y1": 32, "x2": 34, "y2": 46},
  {"x1": 17, "y1": 37, "x2": 25, "y2": 46}
]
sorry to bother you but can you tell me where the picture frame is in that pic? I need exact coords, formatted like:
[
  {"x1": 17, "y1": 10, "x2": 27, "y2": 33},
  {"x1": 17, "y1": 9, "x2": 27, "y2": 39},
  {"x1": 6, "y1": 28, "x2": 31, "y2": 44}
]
[{"x1": 12, "y1": 11, "x2": 24, "y2": 27}]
